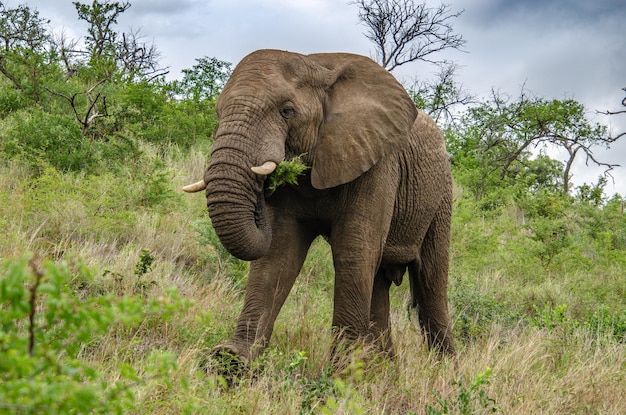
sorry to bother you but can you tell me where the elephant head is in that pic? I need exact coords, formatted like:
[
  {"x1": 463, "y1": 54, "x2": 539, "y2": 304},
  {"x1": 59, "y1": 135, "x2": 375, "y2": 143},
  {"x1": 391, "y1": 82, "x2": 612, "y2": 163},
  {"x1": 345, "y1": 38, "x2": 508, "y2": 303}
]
[{"x1": 185, "y1": 49, "x2": 417, "y2": 261}]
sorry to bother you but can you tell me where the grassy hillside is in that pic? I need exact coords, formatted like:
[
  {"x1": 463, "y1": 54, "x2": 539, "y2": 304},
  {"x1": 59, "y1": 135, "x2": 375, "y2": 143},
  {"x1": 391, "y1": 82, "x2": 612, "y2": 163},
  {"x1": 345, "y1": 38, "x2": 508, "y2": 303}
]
[
  {"x1": 1, "y1": 144, "x2": 624, "y2": 414},
  {"x1": 2, "y1": 2, "x2": 624, "y2": 412}
]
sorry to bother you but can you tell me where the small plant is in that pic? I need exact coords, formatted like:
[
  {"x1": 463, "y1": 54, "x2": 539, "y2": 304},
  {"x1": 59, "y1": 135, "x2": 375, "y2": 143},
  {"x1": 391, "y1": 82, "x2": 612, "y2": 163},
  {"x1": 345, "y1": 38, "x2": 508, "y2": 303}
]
[
  {"x1": 530, "y1": 303, "x2": 570, "y2": 330},
  {"x1": 134, "y1": 249, "x2": 156, "y2": 295},
  {"x1": 426, "y1": 368, "x2": 499, "y2": 415},
  {"x1": 135, "y1": 249, "x2": 155, "y2": 277},
  {"x1": 584, "y1": 307, "x2": 626, "y2": 344},
  {"x1": 268, "y1": 155, "x2": 310, "y2": 191},
  {"x1": 320, "y1": 357, "x2": 367, "y2": 415},
  {"x1": 287, "y1": 350, "x2": 309, "y2": 376}
]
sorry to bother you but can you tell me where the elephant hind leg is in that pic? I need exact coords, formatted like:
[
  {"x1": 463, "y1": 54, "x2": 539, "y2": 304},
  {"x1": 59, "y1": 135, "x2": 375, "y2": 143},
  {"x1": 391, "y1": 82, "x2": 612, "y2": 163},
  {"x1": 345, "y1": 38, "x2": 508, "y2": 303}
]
[{"x1": 409, "y1": 211, "x2": 455, "y2": 355}]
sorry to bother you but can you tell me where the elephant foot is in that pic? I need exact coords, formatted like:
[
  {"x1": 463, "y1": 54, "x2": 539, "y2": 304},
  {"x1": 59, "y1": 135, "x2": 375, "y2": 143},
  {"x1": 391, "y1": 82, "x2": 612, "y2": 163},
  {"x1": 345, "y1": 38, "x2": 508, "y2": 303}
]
[
  {"x1": 202, "y1": 344, "x2": 249, "y2": 385},
  {"x1": 426, "y1": 331, "x2": 455, "y2": 357},
  {"x1": 330, "y1": 330, "x2": 394, "y2": 373}
]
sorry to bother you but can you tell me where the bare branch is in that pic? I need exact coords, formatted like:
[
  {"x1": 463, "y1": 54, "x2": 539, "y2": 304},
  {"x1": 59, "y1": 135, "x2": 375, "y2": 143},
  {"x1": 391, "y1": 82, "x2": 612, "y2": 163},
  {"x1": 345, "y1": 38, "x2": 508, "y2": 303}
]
[
  {"x1": 408, "y1": 61, "x2": 475, "y2": 125},
  {"x1": 352, "y1": 0, "x2": 465, "y2": 71},
  {"x1": 598, "y1": 87, "x2": 626, "y2": 116},
  {"x1": 45, "y1": 77, "x2": 110, "y2": 138}
]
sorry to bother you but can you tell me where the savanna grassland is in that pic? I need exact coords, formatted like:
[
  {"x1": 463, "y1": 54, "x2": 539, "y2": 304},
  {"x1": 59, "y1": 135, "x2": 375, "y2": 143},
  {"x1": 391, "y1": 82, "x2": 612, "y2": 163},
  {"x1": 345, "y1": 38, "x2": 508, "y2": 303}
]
[
  {"x1": 2, "y1": 144, "x2": 625, "y2": 414},
  {"x1": 1, "y1": 2, "x2": 625, "y2": 414}
]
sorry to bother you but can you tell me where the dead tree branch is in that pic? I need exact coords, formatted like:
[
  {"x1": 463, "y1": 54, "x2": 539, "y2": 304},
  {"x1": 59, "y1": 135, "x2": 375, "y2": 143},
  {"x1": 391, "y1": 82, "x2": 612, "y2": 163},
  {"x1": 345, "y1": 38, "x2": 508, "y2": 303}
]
[
  {"x1": 352, "y1": 0, "x2": 465, "y2": 71},
  {"x1": 45, "y1": 78, "x2": 109, "y2": 138}
]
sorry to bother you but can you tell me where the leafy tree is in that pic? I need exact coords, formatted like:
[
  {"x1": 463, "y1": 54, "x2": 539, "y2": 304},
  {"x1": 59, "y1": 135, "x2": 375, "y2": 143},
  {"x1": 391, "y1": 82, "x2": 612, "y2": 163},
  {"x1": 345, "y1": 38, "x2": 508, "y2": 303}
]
[
  {"x1": 43, "y1": 1, "x2": 166, "y2": 140},
  {"x1": 72, "y1": 0, "x2": 164, "y2": 81},
  {"x1": 168, "y1": 56, "x2": 232, "y2": 103},
  {"x1": 451, "y1": 90, "x2": 614, "y2": 196},
  {"x1": 0, "y1": 2, "x2": 54, "y2": 100},
  {"x1": 576, "y1": 176, "x2": 607, "y2": 206}
]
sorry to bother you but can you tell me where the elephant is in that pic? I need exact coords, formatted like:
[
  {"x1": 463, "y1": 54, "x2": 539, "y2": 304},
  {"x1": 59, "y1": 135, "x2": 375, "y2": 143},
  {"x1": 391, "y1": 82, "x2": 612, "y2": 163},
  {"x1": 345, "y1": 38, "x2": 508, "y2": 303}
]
[{"x1": 184, "y1": 49, "x2": 455, "y2": 364}]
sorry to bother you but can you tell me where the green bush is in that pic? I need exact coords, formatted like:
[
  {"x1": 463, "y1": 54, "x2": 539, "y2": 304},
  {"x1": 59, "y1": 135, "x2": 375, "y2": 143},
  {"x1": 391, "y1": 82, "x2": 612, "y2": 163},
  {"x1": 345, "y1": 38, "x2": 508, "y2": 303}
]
[
  {"x1": 0, "y1": 109, "x2": 100, "y2": 173},
  {"x1": 0, "y1": 254, "x2": 189, "y2": 414},
  {"x1": 0, "y1": 85, "x2": 28, "y2": 115}
]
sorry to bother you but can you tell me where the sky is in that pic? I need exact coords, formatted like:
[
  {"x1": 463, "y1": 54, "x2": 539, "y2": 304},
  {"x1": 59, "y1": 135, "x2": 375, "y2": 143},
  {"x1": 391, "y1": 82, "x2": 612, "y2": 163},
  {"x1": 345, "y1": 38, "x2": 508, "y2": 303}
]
[{"x1": 17, "y1": 0, "x2": 626, "y2": 196}]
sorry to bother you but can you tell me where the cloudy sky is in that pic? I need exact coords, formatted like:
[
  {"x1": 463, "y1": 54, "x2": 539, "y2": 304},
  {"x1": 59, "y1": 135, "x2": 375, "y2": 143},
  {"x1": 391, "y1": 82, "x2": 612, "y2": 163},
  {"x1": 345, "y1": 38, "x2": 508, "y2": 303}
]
[{"x1": 20, "y1": 0, "x2": 626, "y2": 195}]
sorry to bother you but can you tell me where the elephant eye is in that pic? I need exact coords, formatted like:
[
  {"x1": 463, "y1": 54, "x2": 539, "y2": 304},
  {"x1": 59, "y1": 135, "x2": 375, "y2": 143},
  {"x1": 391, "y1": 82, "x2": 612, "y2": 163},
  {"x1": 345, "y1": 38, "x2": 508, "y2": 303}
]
[{"x1": 280, "y1": 106, "x2": 296, "y2": 119}]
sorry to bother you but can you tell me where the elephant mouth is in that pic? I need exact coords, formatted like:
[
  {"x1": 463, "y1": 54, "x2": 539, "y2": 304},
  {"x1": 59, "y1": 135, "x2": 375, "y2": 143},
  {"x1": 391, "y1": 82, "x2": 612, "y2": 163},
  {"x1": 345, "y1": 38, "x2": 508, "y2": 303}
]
[{"x1": 263, "y1": 180, "x2": 276, "y2": 199}]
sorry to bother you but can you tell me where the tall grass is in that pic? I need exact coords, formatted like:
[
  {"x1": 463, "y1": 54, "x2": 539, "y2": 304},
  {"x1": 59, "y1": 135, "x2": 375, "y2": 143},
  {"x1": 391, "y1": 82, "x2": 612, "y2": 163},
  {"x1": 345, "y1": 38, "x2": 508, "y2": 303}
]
[{"x1": 1, "y1": 146, "x2": 625, "y2": 414}]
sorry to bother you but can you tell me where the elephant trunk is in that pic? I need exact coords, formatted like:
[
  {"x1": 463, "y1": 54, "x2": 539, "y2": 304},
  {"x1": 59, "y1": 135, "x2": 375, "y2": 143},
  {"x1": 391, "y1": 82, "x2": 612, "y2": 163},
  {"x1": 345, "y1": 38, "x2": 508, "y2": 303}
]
[{"x1": 205, "y1": 147, "x2": 272, "y2": 261}]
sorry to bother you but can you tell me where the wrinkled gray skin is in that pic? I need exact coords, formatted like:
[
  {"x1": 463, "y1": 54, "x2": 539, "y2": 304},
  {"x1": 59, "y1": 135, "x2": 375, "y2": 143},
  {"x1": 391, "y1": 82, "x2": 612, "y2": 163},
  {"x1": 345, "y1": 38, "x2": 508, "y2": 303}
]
[{"x1": 201, "y1": 49, "x2": 454, "y2": 361}]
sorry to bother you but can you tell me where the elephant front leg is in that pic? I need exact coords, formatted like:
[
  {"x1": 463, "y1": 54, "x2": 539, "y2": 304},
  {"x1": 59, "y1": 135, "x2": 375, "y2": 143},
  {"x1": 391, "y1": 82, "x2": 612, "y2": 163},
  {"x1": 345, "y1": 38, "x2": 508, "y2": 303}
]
[
  {"x1": 214, "y1": 220, "x2": 315, "y2": 363},
  {"x1": 329, "y1": 174, "x2": 397, "y2": 358},
  {"x1": 330, "y1": 223, "x2": 393, "y2": 356}
]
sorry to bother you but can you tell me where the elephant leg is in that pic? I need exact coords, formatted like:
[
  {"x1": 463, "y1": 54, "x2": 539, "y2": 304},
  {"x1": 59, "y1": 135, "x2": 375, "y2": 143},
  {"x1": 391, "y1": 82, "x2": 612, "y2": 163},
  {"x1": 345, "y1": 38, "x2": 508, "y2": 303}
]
[
  {"x1": 409, "y1": 206, "x2": 455, "y2": 355},
  {"x1": 216, "y1": 218, "x2": 316, "y2": 361},
  {"x1": 369, "y1": 264, "x2": 405, "y2": 356},
  {"x1": 329, "y1": 188, "x2": 395, "y2": 352}
]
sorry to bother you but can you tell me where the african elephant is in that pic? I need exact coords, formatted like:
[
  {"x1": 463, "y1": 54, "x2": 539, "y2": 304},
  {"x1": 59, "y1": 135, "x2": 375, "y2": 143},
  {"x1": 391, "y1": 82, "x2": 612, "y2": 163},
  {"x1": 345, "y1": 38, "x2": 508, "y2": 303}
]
[{"x1": 184, "y1": 49, "x2": 454, "y2": 363}]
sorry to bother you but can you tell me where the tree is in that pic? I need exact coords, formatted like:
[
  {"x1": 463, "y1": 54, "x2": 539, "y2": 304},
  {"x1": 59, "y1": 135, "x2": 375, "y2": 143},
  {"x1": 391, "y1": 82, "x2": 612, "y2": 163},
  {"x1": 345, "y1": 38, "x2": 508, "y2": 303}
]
[
  {"x1": 454, "y1": 89, "x2": 616, "y2": 195},
  {"x1": 71, "y1": 0, "x2": 164, "y2": 80},
  {"x1": 45, "y1": 78, "x2": 110, "y2": 138},
  {"x1": 44, "y1": 1, "x2": 166, "y2": 139},
  {"x1": 168, "y1": 56, "x2": 232, "y2": 103},
  {"x1": 0, "y1": 3, "x2": 52, "y2": 99},
  {"x1": 351, "y1": 0, "x2": 465, "y2": 71}
]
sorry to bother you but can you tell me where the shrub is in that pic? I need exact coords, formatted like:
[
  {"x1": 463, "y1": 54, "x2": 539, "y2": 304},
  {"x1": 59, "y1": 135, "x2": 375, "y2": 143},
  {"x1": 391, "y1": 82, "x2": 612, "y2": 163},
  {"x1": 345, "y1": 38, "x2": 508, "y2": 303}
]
[
  {"x1": 0, "y1": 109, "x2": 99, "y2": 173},
  {"x1": 0, "y1": 254, "x2": 189, "y2": 414}
]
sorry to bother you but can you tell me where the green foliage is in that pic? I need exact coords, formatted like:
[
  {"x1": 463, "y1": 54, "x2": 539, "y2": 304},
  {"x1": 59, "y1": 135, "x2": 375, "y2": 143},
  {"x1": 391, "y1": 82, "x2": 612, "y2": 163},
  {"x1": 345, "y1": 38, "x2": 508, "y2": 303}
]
[
  {"x1": 0, "y1": 3, "x2": 53, "y2": 100},
  {"x1": 448, "y1": 92, "x2": 610, "y2": 201},
  {"x1": 0, "y1": 254, "x2": 189, "y2": 414},
  {"x1": 0, "y1": 108, "x2": 99, "y2": 172},
  {"x1": 529, "y1": 303, "x2": 626, "y2": 343},
  {"x1": 450, "y1": 275, "x2": 517, "y2": 340},
  {"x1": 134, "y1": 92, "x2": 220, "y2": 149},
  {"x1": 0, "y1": 83, "x2": 28, "y2": 115},
  {"x1": 525, "y1": 216, "x2": 572, "y2": 268},
  {"x1": 583, "y1": 307, "x2": 626, "y2": 344},
  {"x1": 409, "y1": 63, "x2": 473, "y2": 126},
  {"x1": 168, "y1": 56, "x2": 232, "y2": 103},
  {"x1": 530, "y1": 303, "x2": 570, "y2": 330},
  {"x1": 426, "y1": 368, "x2": 499, "y2": 415},
  {"x1": 268, "y1": 156, "x2": 310, "y2": 191},
  {"x1": 279, "y1": 350, "x2": 336, "y2": 414},
  {"x1": 320, "y1": 358, "x2": 367, "y2": 415}
]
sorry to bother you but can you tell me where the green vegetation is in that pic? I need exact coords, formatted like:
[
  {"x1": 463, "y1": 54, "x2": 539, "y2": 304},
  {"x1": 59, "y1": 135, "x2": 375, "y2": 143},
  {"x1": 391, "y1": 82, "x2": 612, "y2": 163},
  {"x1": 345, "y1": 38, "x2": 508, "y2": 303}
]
[
  {"x1": 1, "y1": 1, "x2": 625, "y2": 414},
  {"x1": 268, "y1": 156, "x2": 310, "y2": 191}
]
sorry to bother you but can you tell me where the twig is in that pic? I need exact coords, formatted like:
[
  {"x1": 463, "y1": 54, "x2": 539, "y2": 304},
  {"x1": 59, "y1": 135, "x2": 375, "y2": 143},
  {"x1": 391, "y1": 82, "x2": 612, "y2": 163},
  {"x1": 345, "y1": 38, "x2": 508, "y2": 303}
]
[{"x1": 27, "y1": 255, "x2": 45, "y2": 357}]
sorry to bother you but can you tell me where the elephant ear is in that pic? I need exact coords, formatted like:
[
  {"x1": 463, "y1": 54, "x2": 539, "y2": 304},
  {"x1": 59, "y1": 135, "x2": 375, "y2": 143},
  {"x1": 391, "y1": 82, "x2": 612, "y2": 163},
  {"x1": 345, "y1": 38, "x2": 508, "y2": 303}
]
[{"x1": 309, "y1": 53, "x2": 417, "y2": 190}]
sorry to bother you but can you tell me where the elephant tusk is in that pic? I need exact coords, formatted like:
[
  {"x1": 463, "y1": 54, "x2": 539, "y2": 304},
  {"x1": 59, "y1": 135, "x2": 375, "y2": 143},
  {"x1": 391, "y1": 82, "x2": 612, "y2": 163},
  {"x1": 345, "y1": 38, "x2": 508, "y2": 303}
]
[
  {"x1": 251, "y1": 161, "x2": 277, "y2": 176},
  {"x1": 182, "y1": 179, "x2": 207, "y2": 193}
]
